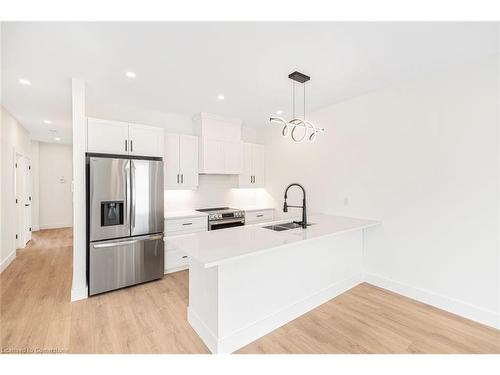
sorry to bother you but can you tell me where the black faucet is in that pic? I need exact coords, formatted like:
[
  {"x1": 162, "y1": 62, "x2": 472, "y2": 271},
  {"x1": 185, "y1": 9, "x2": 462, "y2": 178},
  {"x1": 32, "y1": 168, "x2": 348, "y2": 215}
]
[{"x1": 283, "y1": 183, "x2": 307, "y2": 229}]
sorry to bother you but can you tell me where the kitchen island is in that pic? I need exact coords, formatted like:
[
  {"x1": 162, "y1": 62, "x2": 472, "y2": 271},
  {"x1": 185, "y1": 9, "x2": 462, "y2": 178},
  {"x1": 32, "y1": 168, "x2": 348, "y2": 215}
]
[{"x1": 166, "y1": 214, "x2": 380, "y2": 353}]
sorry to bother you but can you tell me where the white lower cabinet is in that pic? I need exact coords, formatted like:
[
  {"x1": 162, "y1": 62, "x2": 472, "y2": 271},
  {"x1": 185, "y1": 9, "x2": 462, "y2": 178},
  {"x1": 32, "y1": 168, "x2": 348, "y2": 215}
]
[
  {"x1": 245, "y1": 209, "x2": 274, "y2": 224},
  {"x1": 164, "y1": 215, "x2": 208, "y2": 274}
]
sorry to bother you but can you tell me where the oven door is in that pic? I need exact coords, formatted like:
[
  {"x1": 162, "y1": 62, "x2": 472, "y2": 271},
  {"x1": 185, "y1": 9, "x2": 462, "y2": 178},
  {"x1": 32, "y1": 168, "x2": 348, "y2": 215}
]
[{"x1": 209, "y1": 218, "x2": 245, "y2": 231}]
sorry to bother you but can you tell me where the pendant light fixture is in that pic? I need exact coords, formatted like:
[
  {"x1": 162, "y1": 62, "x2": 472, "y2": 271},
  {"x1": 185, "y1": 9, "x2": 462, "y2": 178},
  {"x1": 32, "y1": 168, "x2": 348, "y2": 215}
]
[{"x1": 269, "y1": 71, "x2": 324, "y2": 143}]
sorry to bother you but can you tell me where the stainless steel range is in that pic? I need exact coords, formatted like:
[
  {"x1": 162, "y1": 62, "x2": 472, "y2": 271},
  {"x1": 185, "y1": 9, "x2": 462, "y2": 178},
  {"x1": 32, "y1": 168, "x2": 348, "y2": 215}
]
[{"x1": 196, "y1": 207, "x2": 245, "y2": 230}]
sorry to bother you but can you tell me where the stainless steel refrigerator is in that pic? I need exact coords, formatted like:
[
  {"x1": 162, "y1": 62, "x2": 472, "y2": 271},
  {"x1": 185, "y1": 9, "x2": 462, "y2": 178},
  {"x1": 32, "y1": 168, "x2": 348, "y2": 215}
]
[{"x1": 86, "y1": 155, "x2": 164, "y2": 296}]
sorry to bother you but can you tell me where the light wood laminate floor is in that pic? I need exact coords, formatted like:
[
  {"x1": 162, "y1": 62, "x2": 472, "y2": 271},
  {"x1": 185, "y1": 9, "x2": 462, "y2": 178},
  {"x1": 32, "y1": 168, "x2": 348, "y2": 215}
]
[{"x1": 1, "y1": 228, "x2": 499, "y2": 354}]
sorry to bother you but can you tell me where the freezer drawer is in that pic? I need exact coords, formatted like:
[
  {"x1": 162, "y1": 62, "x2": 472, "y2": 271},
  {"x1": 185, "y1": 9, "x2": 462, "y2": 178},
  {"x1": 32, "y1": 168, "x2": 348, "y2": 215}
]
[{"x1": 89, "y1": 234, "x2": 164, "y2": 296}]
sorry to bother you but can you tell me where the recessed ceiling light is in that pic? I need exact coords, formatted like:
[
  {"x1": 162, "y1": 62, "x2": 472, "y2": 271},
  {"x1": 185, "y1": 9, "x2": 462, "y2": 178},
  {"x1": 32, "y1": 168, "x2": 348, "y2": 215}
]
[
  {"x1": 125, "y1": 71, "x2": 136, "y2": 79},
  {"x1": 217, "y1": 94, "x2": 225, "y2": 101},
  {"x1": 54, "y1": 137, "x2": 61, "y2": 141},
  {"x1": 43, "y1": 120, "x2": 52, "y2": 124},
  {"x1": 276, "y1": 110, "x2": 283, "y2": 115},
  {"x1": 19, "y1": 79, "x2": 31, "y2": 86},
  {"x1": 49, "y1": 129, "x2": 57, "y2": 133}
]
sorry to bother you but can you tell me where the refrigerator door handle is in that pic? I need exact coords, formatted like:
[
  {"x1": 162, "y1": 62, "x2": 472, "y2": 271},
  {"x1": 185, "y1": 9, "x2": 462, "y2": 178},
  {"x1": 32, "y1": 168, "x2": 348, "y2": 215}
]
[
  {"x1": 93, "y1": 239, "x2": 138, "y2": 248},
  {"x1": 130, "y1": 160, "x2": 136, "y2": 234}
]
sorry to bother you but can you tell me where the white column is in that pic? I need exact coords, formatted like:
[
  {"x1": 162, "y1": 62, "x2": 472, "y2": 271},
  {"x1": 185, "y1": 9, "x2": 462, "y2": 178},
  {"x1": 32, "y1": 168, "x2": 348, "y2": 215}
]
[{"x1": 71, "y1": 78, "x2": 87, "y2": 301}]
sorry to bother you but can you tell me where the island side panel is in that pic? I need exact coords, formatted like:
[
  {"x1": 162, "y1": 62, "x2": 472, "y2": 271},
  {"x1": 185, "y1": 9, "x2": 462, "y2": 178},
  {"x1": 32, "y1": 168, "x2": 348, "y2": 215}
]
[
  {"x1": 187, "y1": 258, "x2": 220, "y2": 353},
  {"x1": 216, "y1": 229, "x2": 364, "y2": 353}
]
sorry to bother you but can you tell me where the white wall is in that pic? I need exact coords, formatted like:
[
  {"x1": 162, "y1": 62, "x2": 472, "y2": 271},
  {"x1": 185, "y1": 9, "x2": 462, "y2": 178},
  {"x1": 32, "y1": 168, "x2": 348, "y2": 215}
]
[
  {"x1": 38, "y1": 141, "x2": 73, "y2": 229},
  {"x1": 0, "y1": 106, "x2": 31, "y2": 272},
  {"x1": 264, "y1": 57, "x2": 500, "y2": 328}
]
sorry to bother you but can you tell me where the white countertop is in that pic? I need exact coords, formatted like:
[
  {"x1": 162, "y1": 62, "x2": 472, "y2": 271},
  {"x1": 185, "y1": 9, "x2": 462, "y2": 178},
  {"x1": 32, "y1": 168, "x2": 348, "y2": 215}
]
[
  {"x1": 166, "y1": 214, "x2": 380, "y2": 268},
  {"x1": 236, "y1": 206, "x2": 275, "y2": 212},
  {"x1": 164, "y1": 210, "x2": 208, "y2": 220}
]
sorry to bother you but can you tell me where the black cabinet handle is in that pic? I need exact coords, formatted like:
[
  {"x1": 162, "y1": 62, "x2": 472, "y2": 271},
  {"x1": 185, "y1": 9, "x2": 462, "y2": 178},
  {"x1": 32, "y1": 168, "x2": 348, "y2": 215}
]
[
  {"x1": 256, "y1": 214, "x2": 263, "y2": 217},
  {"x1": 177, "y1": 174, "x2": 179, "y2": 183},
  {"x1": 182, "y1": 222, "x2": 193, "y2": 226},
  {"x1": 181, "y1": 174, "x2": 184, "y2": 184},
  {"x1": 125, "y1": 140, "x2": 127, "y2": 152},
  {"x1": 182, "y1": 255, "x2": 188, "y2": 259},
  {"x1": 131, "y1": 140, "x2": 133, "y2": 153}
]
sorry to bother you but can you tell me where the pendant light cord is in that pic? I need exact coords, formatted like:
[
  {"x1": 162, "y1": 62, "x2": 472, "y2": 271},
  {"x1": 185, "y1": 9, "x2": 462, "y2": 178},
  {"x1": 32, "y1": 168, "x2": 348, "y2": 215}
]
[{"x1": 303, "y1": 83, "x2": 306, "y2": 120}]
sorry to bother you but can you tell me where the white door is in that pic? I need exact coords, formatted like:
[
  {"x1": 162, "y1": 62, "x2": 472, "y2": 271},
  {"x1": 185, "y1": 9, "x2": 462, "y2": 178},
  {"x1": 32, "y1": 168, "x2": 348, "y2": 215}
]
[
  {"x1": 129, "y1": 123, "x2": 164, "y2": 157},
  {"x1": 15, "y1": 154, "x2": 25, "y2": 248},
  {"x1": 87, "y1": 118, "x2": 129, "y2": 155},
  {"x1": 179, "y1": 135, "x2": 199, "y2": 188},
  {"x1": 15, "y1": 155, "x2": 31, "y2": 247},
  {"x1": 164, "y1": 133, "x2": 180, "y2": 188},
  {"x1": 252, "y1": 144, "x2": 265, "y2": 187},
  {"x1": 200, "y1": 138, "x2": 225, "y2": 174},
  {"x1": 224, "y1": 141, "x2": 243, "y2": 174},
  {"x1": 238, "y1": 143, "x2": 253, "y2": 187},
  {"x1": 24, "y1": 157, "x2": 32, "y2": 242}
]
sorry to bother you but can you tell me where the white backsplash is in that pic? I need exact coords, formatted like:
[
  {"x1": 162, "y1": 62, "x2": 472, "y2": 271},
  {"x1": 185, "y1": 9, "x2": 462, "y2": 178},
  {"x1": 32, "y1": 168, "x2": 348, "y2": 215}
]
[{"x1": 164, "y1": 174, "x2": 274, "y2": 212}]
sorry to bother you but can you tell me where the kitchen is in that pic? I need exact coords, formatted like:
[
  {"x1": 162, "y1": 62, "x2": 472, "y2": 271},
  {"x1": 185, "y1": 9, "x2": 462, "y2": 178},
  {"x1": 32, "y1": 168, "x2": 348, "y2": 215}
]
[{"x1": 1, "y1": 20, "x2": 499, "y2": 362}]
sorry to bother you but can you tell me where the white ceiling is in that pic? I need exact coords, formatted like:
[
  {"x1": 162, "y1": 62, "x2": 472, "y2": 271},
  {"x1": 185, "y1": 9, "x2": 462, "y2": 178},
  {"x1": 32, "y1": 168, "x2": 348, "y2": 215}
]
[{"x1": 1, "y1": 22, "x2": 498, "y2": 143}]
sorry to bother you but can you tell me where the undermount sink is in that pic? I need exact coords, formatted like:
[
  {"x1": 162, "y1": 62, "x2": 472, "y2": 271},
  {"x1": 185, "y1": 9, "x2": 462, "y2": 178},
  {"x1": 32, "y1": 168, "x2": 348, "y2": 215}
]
[{"x1": 263, "y1": 222, "x2": 315, "y2": 232}]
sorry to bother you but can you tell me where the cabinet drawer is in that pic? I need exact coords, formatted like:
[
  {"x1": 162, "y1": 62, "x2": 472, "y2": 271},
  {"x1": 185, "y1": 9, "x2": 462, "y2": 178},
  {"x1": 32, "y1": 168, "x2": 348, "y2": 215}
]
[
  {"x1": 165, "y1": 249, "x2": 189, "y2": 272},
  {"x1": 245, "y1": 209, "x2": 274, "y2": 224},
  {"x1": 165, "y1": 216, "x2": 207, "y2": 234}
]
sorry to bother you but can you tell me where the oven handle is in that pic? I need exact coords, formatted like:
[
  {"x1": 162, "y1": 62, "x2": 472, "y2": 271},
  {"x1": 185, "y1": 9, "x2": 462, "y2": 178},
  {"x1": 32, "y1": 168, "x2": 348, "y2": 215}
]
[{"x1": 209, "y1": 218, "x2": 245, "y2": 229}]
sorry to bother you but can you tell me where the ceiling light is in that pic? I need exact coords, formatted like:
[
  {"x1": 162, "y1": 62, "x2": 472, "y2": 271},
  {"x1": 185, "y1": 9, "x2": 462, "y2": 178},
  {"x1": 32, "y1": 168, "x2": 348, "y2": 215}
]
[
  {"x1": 54, "y1": 137, "x2": 61, "y2": 141},
  {"x1": 43, "y1": 120, "x2": 52, "y2": 124},
  {"x1": 125, "y1": 71, "x2": 136, "y2": 79},
  {"x1": 217, "y1": 94, "x2": 225, "y2": 101},
  {"x1": 49, "y1": 129, "x2": 57, "y2": 133},
  {"x1": 276, "y1": 110, "x2": 283, "y2": 115},
  {"x1": 19, "y1": 79, "x2": 31, "y2": 86},
  {"x1": 269, "y1": 71, "x2": 324, "y2": 143}
]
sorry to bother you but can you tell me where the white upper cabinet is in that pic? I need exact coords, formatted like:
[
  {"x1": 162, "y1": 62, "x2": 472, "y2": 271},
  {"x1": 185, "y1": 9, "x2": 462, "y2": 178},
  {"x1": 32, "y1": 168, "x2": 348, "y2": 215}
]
[
  {"x1": 87, "y1": 118, "x2": 129, "y2": 155},
  {"x1": 129, "y1": 123, "x2": 164, "y2": 157},
  {"x1": 179, "y1": 135, "x2": 199, "y2": 188},
  {"x1": 164, "y1": 134, "x2": 181, "y2": 188},
  {"x1": 87, "y1": 117, "x2": 163, "y2": 158},
  {"x1": 224, "y1": 141, "x2": 243, "y2": 175},
  {"x1": 238, "y1": 143, "x2": 265, "y2": 188},
  {"x1": 164, "y1": 133, "x2": 199, "y2": 189},
  {"x1": 194, "y1": 112, "x2": 243, "y2": 174}
]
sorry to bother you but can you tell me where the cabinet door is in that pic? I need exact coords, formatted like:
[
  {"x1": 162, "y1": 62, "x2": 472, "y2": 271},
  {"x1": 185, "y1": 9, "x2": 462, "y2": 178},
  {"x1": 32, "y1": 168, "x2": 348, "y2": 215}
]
[
  {"x1": 179, "y1": 135, "x2": 199, "y2": 188},
  {"x1": 200, "y1": 138, "x2": 225, "y2": 174},
  {"x1": 238, "y1": 143, "x2": 253, "y2": 187},
  {"x1": 164, "y1": 134, "x2": 180, "y2": 188},
  {"x1": 252, "y1": 144, "x2": 265, "y2": 187},
  {"x1": 224, "y1": 141, "x2": 243, "y2": 174},
  {"x1": 129, "y1": 123, "x2": 164, "y2": 157},
  {"x1": 87, "y1": 118, "x2": 129, "y2": 155}
]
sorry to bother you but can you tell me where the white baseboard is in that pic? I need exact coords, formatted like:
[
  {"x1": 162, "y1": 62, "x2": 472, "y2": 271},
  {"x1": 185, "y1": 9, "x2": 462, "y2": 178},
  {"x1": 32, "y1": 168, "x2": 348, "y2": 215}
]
[
  {"x1": 39, "y1": 222, "x2": 73, "y2": 230},
  {"x1": 0, "y1": 250, "x2": 16, "y2": 273},
  {"x1": 190, "y1": 273, "x2": 364, "y2": 354},
  {"x1": 364, "y1": 272, "x2": 500, "y2": 330},
  {"x1": 71, "y1": 285, "x2": 88, "y2": 301},
  {"x1": 32, "y1": 225, "x2": 40, "y2": 232}
]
